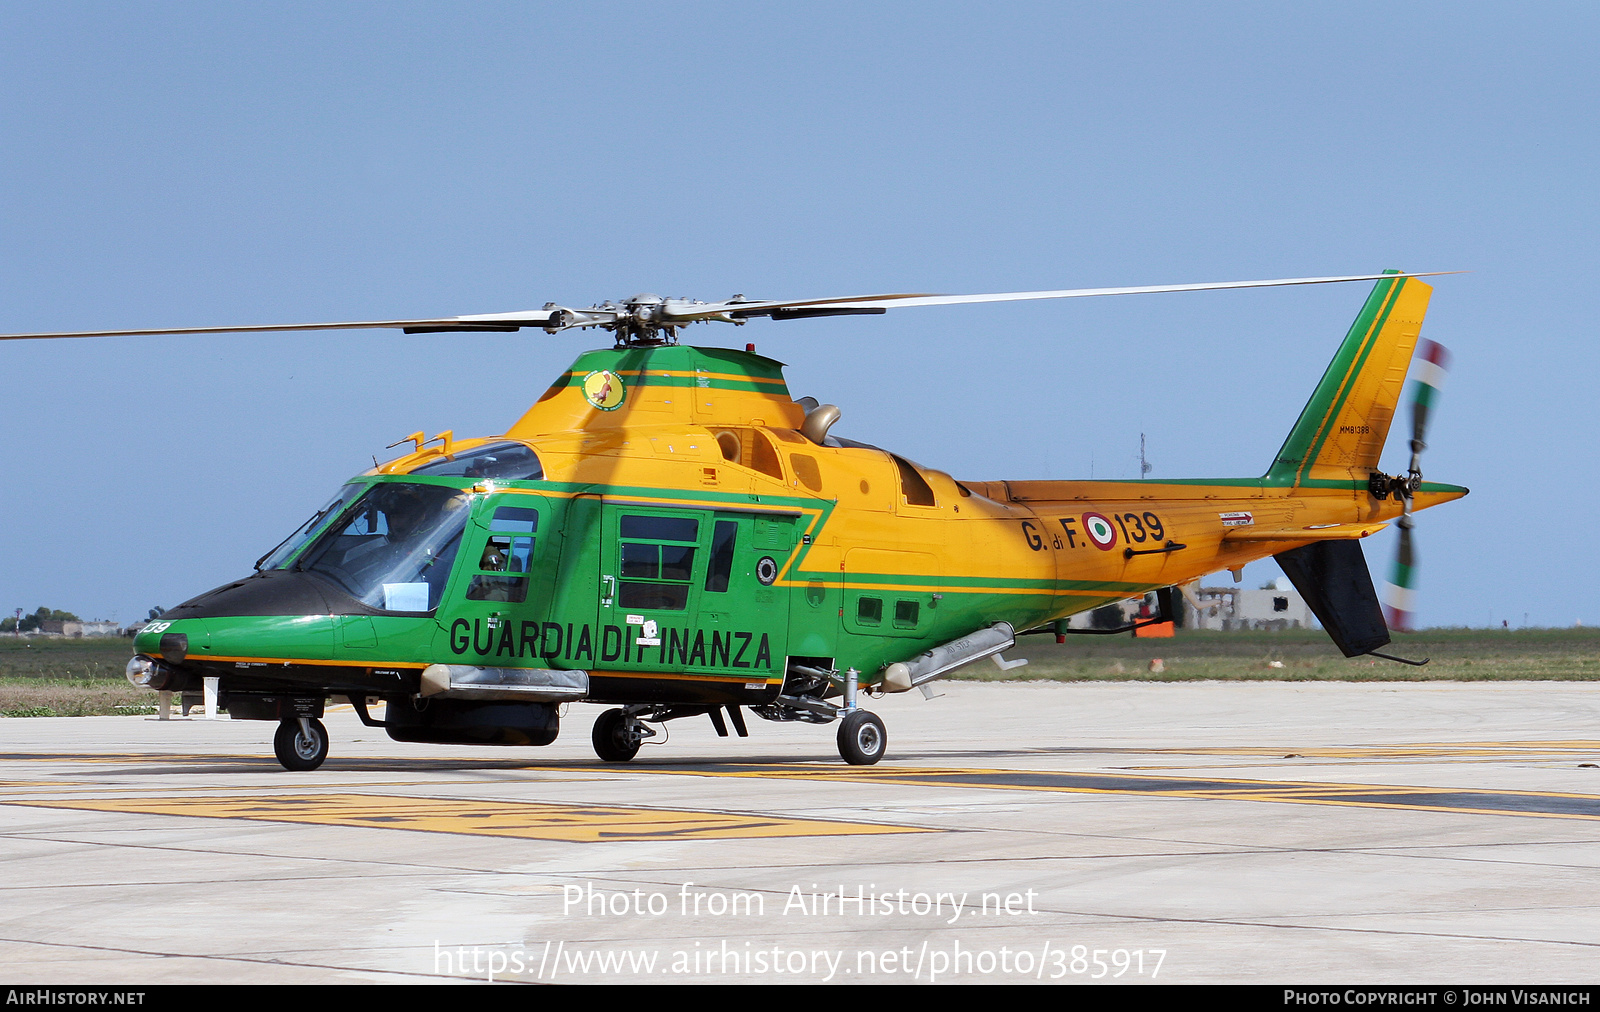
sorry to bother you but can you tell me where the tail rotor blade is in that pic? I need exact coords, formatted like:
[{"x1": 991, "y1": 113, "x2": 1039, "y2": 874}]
[
  {"x1": 1389, "y1": 339, "x2": 1451, "y2": 630},
  {"x1": 1384, "y1": 516, "x2": 1418, "y2": 632},
  {"x1": 1408, "y1": 339, "x2": 1451, "y2": 476}
]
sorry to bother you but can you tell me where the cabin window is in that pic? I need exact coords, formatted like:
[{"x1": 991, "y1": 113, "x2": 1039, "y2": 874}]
[
  {"x1": 621, "y1": 515, "x2": 696, "y2": 542},
  {"x1": 894, "y1": 600, "x2": 920, "y2": 628},
  {"x1": 857, "y1": 597, "x2": 883, "y2": 625},
  {"x1": 621, "y1": 543, "x2": 695, "y2": 581},
  {"x1": 618, "y1": 514, "x2": 699, "y2": 610},
  {"x1": 705, "y1": 521, "x2": 738, "y2": 593}
]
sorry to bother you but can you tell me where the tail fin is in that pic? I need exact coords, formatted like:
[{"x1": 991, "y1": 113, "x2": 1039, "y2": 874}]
[
  {"x1": 1266, "y1": 271, "x2": 1432, "y2": 486},
  {"x1": 1275, "y1": 540, "x2": 1390, "y2": 657}
]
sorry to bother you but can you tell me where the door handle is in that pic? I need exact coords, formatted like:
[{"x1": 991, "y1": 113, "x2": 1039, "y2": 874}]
[{"x1": 601, "y1": 575, "x2": 616, "y2": 607}]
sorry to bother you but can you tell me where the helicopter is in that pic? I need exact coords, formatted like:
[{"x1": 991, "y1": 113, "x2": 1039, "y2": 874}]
[{"x1": 4, "y1": 270, "x2": 1464, "y2": 770}]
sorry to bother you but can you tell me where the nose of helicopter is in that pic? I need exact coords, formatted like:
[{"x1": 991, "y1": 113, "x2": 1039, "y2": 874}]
[
  {"x1": 132, "y1": 612, "x2": 339, "y2": 671},
  {"x1": 131, "y1": 568, "x2": 360, "y2": 672}
]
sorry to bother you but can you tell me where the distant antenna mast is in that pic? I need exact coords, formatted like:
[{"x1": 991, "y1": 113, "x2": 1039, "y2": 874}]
[{"x1": 1140, "y1": 433, "x2": 1152, "y2": 477}]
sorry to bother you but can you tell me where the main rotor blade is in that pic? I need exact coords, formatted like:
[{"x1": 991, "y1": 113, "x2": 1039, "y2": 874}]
[
  {"x1": 2, "y1": 271, "x2": 1462, "y2": 341},
  {"x1": 0, "y1": 310, "x2": 562, "y2": 342},
  {"x1": 676, "y1": 271, "x2": 1464, "y2": 323}
]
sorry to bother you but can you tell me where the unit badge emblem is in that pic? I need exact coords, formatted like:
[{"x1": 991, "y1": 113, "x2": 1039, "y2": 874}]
[{"x1": 582, "y1": 370, "x2": 626, "y2": 411}]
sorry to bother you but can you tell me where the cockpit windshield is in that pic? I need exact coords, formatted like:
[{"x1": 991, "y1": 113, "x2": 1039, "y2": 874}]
[
  {"x1": 255, "y1": 483, "x2": 363, "y2": 572},
  {"x1": 294, "y1": 483, "x2": 471, "y2": 613}
]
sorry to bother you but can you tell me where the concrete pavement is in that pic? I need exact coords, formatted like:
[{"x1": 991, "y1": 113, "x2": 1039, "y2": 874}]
[{"x1": 3, "y1": 680, "x2": 1600, "y2": 984}]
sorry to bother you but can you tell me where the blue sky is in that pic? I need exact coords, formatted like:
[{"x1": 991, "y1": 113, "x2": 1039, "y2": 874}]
[{"x1": 2, "y1": 3, "x2": 1595, "y2": 628}]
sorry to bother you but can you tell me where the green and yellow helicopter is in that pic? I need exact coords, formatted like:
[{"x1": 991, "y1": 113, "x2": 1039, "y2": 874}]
[{"x1": 4, "y1": 270, "x2": 1464, "y2": 770}]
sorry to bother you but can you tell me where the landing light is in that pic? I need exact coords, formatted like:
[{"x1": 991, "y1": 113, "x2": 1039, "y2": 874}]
[
  {"x1": 125, "y1": 656, "x2": 156, "y2": 688},
  {"x1": 125, "y1": 656, "x2": 177, "y2": 690}
]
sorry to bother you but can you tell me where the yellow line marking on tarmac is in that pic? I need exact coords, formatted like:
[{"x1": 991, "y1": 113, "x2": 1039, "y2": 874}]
[
  {"x1": 1135, "y1": 741, "x2": 1600, "y2": 759},
  {"x1": 0, "y1": 753, "x2": 257, "y2": 764},
  {"x1": 0, "y1": 780, "x2": 619, "y2": 796},
  {"x1": 9, "y1": 743, "x2": 1600, "y2": 822},
  {"x1": 614, "y1": 764, "x2": 1600, "y2": 822},
  {"x1": 1119, "y1": 757, "x2": 1598, "y2": 770},
  {"x1": 5, "y1": 794, "x2": 933, "y2": 842}
]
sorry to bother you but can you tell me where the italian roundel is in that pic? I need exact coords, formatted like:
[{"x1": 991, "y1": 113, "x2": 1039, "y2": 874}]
[{"x1": 1081, "y1": 512, "x2": 1118, "y2": 550}]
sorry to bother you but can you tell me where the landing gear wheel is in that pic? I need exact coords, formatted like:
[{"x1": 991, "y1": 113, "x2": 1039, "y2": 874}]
[
  {"x1": 273, "y1": 717, "x2": 329, "y2": 771},
  {"x1": 592, "y1": 708, "x2": 641, "y2": 762},
  {"x1": 837, "y1": 710, "x2": 887, "y2": 766}
]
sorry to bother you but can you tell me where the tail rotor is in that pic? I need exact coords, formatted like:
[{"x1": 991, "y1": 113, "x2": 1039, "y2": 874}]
[{"x1": 1384, "y1": 339, "x2": 1451, "y2": 632}]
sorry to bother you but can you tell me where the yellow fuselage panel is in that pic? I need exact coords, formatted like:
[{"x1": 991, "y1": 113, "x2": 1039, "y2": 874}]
[
  {"x1": 505, "y1": 366, "x2": 806, "y2": 438},
  {"x1": 373, "y1": 414, "x2": 1462, "y2": 626},
  {"x1": 506, "y1": 424, "x2": 1459, "y2": 622}
]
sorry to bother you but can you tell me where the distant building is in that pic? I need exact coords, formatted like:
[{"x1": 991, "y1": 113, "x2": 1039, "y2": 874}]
[
  {"x1": 1188, "y1": 583, "x2": 1315, "y2": 631},
  {"x1": 1057, "y1": 579, "x2": 1317, "y2": 633},
  {"x1": 36, "y1": 620, "x2": 122, "y2": 637}
]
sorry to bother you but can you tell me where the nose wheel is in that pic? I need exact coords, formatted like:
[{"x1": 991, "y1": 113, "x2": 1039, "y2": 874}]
[
  {"x1": 273, "y1": 717, "x2": 329, "y2": 771},
  {"x1": 836, "y1": 710, "x2": 887, "y2": 765}
]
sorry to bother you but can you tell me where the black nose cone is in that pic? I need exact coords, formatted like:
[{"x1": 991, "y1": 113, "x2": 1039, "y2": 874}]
[{"x1": 162, "y1": 568, "x2": 357, "y2": 619}]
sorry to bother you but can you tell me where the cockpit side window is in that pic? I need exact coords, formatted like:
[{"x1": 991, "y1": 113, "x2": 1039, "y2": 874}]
[{"x1": 466, "y1": 506, "x2": 539, "y2": 603}]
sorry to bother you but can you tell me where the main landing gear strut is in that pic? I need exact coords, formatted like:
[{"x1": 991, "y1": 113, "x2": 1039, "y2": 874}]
[
  {"x1": 589, "y1": 667, "x2": 888, "y2": 766},
  {"x1": 832, "y1": 665, "x2": 885, "y2": 764}
]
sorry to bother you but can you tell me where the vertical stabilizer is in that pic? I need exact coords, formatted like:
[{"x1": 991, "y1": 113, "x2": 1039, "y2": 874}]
[
  {"x1": 1275, "y1": 541, "x2": 1391, "y2": 657},
  {"x1": 1266, "y1": 272, "x2": 1432, "y2": 486}
]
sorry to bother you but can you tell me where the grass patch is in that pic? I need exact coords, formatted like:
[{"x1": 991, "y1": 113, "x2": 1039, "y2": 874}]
[
  {"x1": 0, "y1": 680, "x2": 158, "y2": 716},
  {"x1": 0, "y1": 637, "x2": 155, "y2": 714},
  {"x1": 2, "y1": 628, "x2": 1599, "y2": 714},
  {"x1": 1, "y1": 706, "x2": 56, "y2": 718},
  {"x1": 947, "y1": 627, "x2": 1600, "y2": 682},
  {"x1": 0, "y1": 635, "x2": 134, "y2": 680}
]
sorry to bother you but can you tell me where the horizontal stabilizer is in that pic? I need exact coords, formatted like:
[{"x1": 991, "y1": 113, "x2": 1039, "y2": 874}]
[{"x1": 1225, "y1": 522, "x2": 1388, "y2": 543}]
